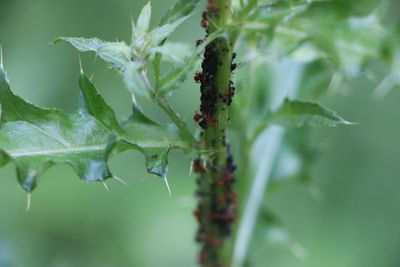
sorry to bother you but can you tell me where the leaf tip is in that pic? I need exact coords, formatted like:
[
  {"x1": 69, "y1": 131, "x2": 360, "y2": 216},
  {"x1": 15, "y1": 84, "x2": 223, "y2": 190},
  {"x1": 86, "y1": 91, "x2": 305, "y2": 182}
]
[
  {"x1": 163, "y1": 176, "x2": 172, "y2": 197},
  {"x1": 26, "y1": 193, "x2": 32, "y2": 212},
  {"x1": 343, "y1": 120, "x2": 358, "y2": 126},
  {"x1": 113, "y1": 175, "x2": 129, "y2": 186},
  {"x1": 78, "y1": 54, "x2": 84, "y2": 74},
  {"x1": 0, "y1": 46, "x2": 3, "y2": 69},
  {"x1": 102, "y1": 181, "x2": 109, "y2": 191},
  {"x1": 51, "y1": 37, "x2": 63, "y2": 45}
]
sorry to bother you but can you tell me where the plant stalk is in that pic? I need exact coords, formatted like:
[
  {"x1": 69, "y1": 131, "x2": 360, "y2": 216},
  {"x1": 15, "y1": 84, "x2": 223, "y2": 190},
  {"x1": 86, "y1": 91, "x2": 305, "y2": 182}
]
[
  {"x1": 194, "y1": 0, "x2": 237, "y2": 266},
  {"x1": 156, "y1": 98, "x2": 197, "y2": 144}
]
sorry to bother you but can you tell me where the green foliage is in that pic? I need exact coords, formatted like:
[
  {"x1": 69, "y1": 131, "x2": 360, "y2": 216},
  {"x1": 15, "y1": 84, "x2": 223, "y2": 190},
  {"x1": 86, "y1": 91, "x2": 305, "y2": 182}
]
[
  {"x1": 53, "y1": 38, "x2": 131, "y2": 70},
  {"x1": 0, "y1": 68, "x2": 114, "y2": 192},
  {"x1": 0, "y1": 65, "x2": 186, "y2": 192},
  {"x1": 270, "y1": 99, "x2": 352, "y2": 127},
  {"x1": 1, "y1": 0, "x2": 398, "y2": 266},
  {"x1": 55, "y1": 1, "x2": 199, "y2": 99}
]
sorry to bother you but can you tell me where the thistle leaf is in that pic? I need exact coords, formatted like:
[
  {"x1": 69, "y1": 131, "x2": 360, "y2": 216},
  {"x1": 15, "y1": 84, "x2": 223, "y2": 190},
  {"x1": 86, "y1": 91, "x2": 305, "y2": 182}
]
[
  {"x1": 0, "y1": 66, "x2": 187, "y2": 191},
  {"x1": 54, "y1": 37, "x2": 131, "y2": 70},
  {"x1": 158, "y1": 29, "x2": 226, "y2": 96},
  {"x1": 123, "y1": 61, "x2": 149, "y2": 97},
  {"x1": 270, "y1": 99, "x2": 353, "y2": 127},
  {"x1": 78, "y1": 73, "x2": 123, "y2": 134},
  {"x1": 136, "y1": 2, "x2": 152, "y2": 35},
  {"x1": 151, "y1": 15, "x2": 191, "y2": 45},
  {"x1": 0, "y1": 67, "x2": 114, "y2": 192}
]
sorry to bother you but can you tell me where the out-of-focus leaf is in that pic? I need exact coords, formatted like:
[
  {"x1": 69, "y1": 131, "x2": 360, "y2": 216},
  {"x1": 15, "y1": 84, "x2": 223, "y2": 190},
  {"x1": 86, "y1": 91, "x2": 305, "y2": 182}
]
[
  {"x1": 151, "y1": 15, "x2": 191, "y2": 45},
  {"x1": 269, "y1": 99, "x2": 353, "y2": 127},
  {"x1": 54, "y1": 37, "x2": 131, "y2": 70},
  {"x1": 136, "y1": 1, "x2": 152, "y2": 35},
  {"x1": 247, "y1": 207, "x2": 308, "y2": 265},
  {"x1": 123, "y1": 61, "x2": 149, "y2": 97},
  {"x1": 154, "y1": 0, "x2": 198, "y2": 82},
  {"x1": 0, "y1": 68, "x2": 115, "y2": 192},
  {"x1": 268, "y1": 128, "x2": 319, "y2": 192},
  {"x1": 160, "y1": 0, "x2": 200, "y2": 25},
  {"x1": 152, "y1": 42, "x2": 193, "y2": 63},
  {"x1": 157, "y1": 30, "x2": 226, "y2": 96}
]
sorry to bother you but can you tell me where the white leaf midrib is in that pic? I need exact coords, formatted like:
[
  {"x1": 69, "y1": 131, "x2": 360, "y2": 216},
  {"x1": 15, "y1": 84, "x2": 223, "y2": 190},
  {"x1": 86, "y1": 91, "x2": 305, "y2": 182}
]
[{"x1": 7, "y1": 141, "x2": 186, "y2": 158}]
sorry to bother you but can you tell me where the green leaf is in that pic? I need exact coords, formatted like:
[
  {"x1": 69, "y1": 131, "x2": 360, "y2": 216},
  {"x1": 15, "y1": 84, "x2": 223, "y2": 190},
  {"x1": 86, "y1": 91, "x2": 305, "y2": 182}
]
[
  {"x1": 152, "y1": 42, "x2": 192, "y2": 63},
  {"x1": 136, "y1": 2, "x2": 152, "y2": 35},
  {"x1": 54, "y1": 37, "x2": 131, "y2": 70},
  {"x1": 247, "y1": 207, "x2": 308, "y2": 265},
  {"x1": 115, "y1": 106, "x2": 187, "y2": 178},
  {"x1": 0, "y1": 68, "x2": 115, "y2": 192},
  {"x1": 78, "y1": 73, "x2": 124, "y2": 134},
  {"x1": 142, "y1": 147, "x2": 171, "y2": 177},
  {"x1": 121, "y1": 112, "x2": 187, "y2": 150},
  {"x1": 160, "y1": 0, "x2": 200, "y2": 25},
  {"x1": 123, "y1": 61, "x2": 149, "y2": 97},
  {"x1": 158, "y1": 29, "x2": 226, "y2": 96},
  {"x1": 151, "y1": 15, "x2": 191, "y2": 45},
  {"x1": 270, "y1": 99, "x2": 353, "y2": 127},
  {"x1": 0, "y1": 66, "x2": 187, "y2": 191}
]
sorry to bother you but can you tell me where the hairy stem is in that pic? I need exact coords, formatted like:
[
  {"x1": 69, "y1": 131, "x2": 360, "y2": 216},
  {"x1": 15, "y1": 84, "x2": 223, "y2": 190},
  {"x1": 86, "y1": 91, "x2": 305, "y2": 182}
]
[{"x1": 194, "y1": 0, "x2": 237, "y2": 266}]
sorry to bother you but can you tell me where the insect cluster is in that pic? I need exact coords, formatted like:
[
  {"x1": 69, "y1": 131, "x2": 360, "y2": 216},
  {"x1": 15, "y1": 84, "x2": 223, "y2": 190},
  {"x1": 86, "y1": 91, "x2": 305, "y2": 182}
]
[{"x1": 192, "y1": 3, "x2": 238, "y2": 265}]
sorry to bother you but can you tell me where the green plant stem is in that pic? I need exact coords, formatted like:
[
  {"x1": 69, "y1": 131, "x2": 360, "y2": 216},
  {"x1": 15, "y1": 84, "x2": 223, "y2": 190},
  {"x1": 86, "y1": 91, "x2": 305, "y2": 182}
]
[
  {"x1": 194, "y1": 0, "x2": 237, "y2": 266},
  {"x1": 140, "y1": 69, "x2": 197, "y2": 144},
  {"x1": 156, "y1": 98, "x2": 197, "y2": 144}
]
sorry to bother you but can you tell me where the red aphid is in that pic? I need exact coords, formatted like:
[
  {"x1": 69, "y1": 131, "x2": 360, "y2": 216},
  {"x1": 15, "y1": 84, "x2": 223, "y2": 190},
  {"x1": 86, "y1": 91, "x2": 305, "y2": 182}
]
[
  {"x1": 194, "y1": 72, "x2": 203, "y2": 83},
  {"x1": 204, "y1": 235, "x2": 223, "y2": 247},
  {"x1": 201, "y1": 11, "x2": 208, "y2": 28},
  {"x1": 205, "y1": 117, "x2": 219, "y2": 125},
  {"x1": 193, "y1": 159, "x2": 206, "y2": 173},
  {"x1": 194, "y1": 208, "x2": 202, "y2": 223},
  {"x1": 207, "y1": 0, "x2": 219, "y2": 12},
  {"x1": 220, "y1": 87, "x2": 235, "y2": 103},
  {"x1": 196, "y1": 39, "x2": 204, "y2": 47},
  {"x1": 193, "y1": 113, "x2": 203, "y2": 122},
  {"x1": 198, "y1": 250, "x2": 206, "y2": 265},
  {"x1": 216, "y1": 172, "x2": 234, "y2": 186},
  {"x1": 209, "y1": 212, "x2": 235, "y2": 223}
]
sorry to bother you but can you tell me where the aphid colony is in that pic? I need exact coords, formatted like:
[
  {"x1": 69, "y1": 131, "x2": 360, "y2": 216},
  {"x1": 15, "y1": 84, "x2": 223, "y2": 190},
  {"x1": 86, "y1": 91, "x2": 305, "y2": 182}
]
[
  {"x1": 193, "y1": 2, "x2": 238, "y2": 264},
  {"x1": 192, "y1": 51, "x2": 237, "y2": 129}
]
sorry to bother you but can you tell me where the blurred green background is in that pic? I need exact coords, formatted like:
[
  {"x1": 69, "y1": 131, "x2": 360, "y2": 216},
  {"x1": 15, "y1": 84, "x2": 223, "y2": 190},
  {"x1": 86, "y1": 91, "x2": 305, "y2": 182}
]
[{"x1": 0, "y1": 0, "x2": 400, "y2": 266}]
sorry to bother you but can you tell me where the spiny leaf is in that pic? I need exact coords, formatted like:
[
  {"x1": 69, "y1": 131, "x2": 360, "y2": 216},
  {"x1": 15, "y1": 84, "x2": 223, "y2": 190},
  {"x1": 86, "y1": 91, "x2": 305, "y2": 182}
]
[
  {"x1": 0, "y1": 66, "x2": 187, "y2": 191},
  {"x1": 143, "y1": 147, "x2": 171, "y2": 178},
  {"x1": 54, "y1": 37, "x2": 131, "y2": 70},
  {"x1": 78, "y1": 73, "x2": 123, "y2": 134},
  {"x1": 270, "y1": 99, "x2": 353, "y2": 127},
  {"x1": 0, "y1": 68, "x2": 114, "y2": 192},
  {"x1": 114, "y1": 107, "x2": 187, "y2": 178},
  {"x1": 121, "y1": 111, "x2": 187, "y2": 150}
]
